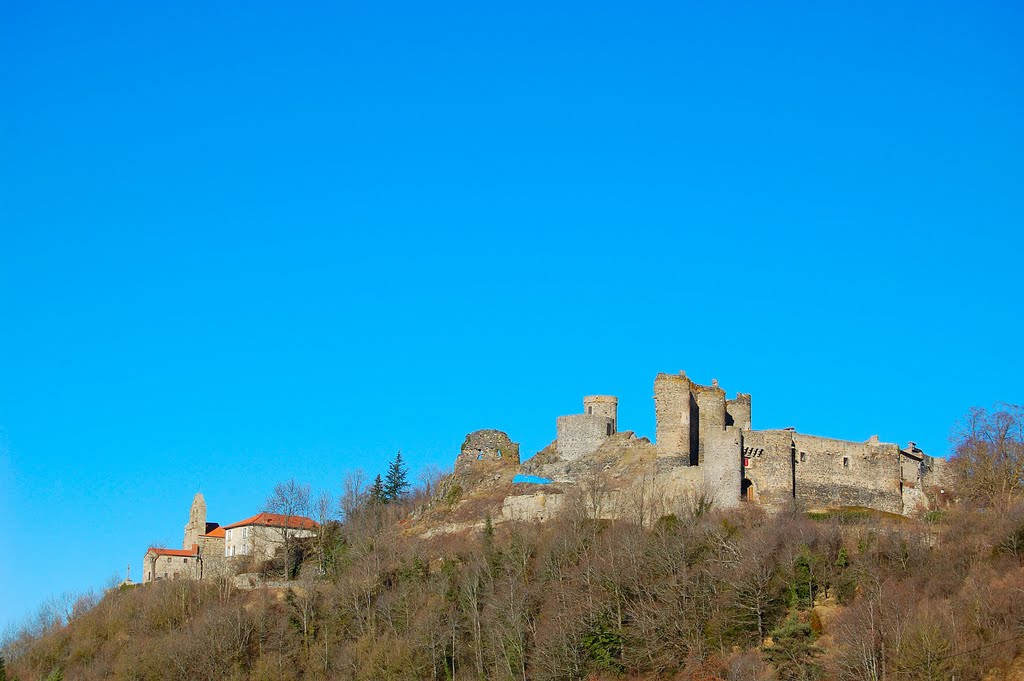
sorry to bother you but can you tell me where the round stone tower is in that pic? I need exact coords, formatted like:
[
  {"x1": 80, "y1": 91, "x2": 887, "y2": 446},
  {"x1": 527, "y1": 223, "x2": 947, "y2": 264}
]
[{"x1": 583, "y1": 395, "x2": 618, "y2": 433}]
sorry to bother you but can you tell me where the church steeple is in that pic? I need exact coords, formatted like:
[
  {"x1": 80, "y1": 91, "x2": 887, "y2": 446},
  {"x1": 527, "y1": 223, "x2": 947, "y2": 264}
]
[{"x1": 183, "y1": 492, "x2": 207, "y2": 549}]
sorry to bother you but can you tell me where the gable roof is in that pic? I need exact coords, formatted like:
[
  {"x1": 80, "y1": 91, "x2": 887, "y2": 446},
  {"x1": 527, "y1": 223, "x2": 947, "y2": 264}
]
[
  {"x1": 222, "y1": 512, "x2": 318, "y2": 531},
  {"x1": 146, "y1": 546, "x2": 198, "y2": 558},
  {"x1": 201, "y1": 526, "x2": 226, "y2": 539}
]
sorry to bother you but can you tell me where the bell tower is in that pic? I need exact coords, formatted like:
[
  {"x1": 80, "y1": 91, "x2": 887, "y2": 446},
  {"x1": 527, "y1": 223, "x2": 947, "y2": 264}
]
[{"x1": 183, "y1": 492, "x2": 206, "y2": 549}]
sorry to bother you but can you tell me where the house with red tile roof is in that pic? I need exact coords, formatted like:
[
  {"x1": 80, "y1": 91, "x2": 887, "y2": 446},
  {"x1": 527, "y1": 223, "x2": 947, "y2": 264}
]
[
  {"x1": 223, "y1": 512, "x2": 318, "y2": 562},
  {"x1": 142, "y1": 495, "x2": 318, "y2": 583},
  {"x1": 143, "y1": 545, "x2": 201, "y2": 582}
]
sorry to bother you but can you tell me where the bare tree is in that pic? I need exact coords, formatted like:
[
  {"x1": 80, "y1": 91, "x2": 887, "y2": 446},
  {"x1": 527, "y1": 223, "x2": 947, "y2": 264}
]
[
  {"x1": 417, "y1": 462, "x2": 449, "y2": 501},
  {"x1": 315, "y1": 489, "x2": 335, "y2": 576},
  {"x1": 950, "y1": 403, "x2": 1024, "y2": 507},
  {"x1": 264, "y1": 478, "x2": 312, "y2": 579},
  {"x1": 339, "y1": 469, "x2": 367, "y2": 522}
]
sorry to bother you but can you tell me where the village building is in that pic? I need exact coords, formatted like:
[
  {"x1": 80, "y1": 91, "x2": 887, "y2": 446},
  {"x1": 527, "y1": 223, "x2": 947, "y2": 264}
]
[
  {"x1": 142, "y1": 493, "x2": 316, "y2": 583},
  {"x1": 222, "y1": 512, "x2": 318, "y2": 562}
]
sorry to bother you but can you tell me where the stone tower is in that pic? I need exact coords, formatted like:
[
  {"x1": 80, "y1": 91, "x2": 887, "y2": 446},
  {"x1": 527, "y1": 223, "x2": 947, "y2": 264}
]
[
  {"x1": 726, "y1": 393, "x2": 752, "y2": 430},
  {"x1": 183, "y1": 492, "x2": 206, "y2": 550},
  {"x1": 583, "y1": 395, "x2": 618, "y2": 433},
  {"x1": 653, "y1": 372, "x2": 694, "y2": 462}
]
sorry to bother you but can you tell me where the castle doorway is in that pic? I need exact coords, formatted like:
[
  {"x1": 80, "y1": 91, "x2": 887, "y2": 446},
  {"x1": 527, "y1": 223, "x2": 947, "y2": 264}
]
[{"x1": 742, "y1": 479, "x2": 755, "y2": 501}]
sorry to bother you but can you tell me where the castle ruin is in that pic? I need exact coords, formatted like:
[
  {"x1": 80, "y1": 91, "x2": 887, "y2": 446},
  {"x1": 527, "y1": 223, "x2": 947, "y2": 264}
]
[{"x1": 462, "y1": 370, "x2": 947, "y2": 519}]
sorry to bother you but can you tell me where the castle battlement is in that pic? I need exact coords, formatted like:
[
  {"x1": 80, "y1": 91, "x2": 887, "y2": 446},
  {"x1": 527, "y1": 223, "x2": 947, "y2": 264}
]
[{"x1": 471, "y1": 369, "x2": 947, "y2": 517}]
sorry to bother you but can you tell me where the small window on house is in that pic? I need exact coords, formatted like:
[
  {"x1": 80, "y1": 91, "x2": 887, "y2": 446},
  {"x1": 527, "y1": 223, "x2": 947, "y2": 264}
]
[
  {"x1": 588, "y1": 406, "x2": 593, "y2": 415},
  {"x1": 799, "y1": 452, "x2": 806, "y2": 463},
  {"x1": 843, "y1": 456, "x2": 849, "y2": 468},
  {"x1": 606, "y1": 423, "x2": 612, "y2": 436}
]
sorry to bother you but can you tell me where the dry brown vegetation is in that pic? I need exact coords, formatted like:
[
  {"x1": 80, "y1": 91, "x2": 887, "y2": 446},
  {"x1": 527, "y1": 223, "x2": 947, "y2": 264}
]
[
  {"x1": 7, "y1": 501, "x2": 1024, "y2": 681},
  {"x1": 4, "y1": 405, "x2": 1024, "y2": 681}
]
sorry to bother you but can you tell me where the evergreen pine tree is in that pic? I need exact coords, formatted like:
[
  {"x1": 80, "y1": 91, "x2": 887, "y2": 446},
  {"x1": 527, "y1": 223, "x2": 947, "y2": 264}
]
[
  {"x1": 384, "y1": 450, "x2": 410, "y2": 501},
  {"x1": 368, "y1": 474, "x2": 387, "y2": 505}
]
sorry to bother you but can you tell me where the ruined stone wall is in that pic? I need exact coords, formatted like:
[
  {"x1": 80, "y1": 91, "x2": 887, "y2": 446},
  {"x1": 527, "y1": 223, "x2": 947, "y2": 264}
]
[
  {"x1": 583, "y1": 395, "x2": 618, "y2": 432},
  {"x1": 654, "y1": 372, "x2": 692, "y2": 460},
  {"x1": 702, "y1": 426, "x2": 743, "y2": 508},
  {"x1": 918, "y1": 455, "x2": 952, "y2": 508},
  {"x1": 454, "y1": 429, "x2": 521, "y2": 476},
  {"x1": 792, "y1": 434, "x2": 903, "y2": 514},
  {"x1": 742, "y1": 429, "x2": 796, "y2": 512},
  {"x1": 556, "y1": 414, "x2": 613, "y2": 461},
  {"x1": 900, "y1": 455, "x2": 922, "y2": 484},
  {"x1": 726, "y1": 393, "x2": 752, "y2": 430},
  {"x1": 921, "y1": 455, "x2": 950, "y2": 491},
  {"x1": 693, "y1": 382, "x2": 727, "y2": 465}
]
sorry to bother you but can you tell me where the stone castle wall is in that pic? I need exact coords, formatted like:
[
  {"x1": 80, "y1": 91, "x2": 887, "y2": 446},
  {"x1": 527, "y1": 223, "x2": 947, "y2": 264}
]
[
  {"x1": 741, "y1": 429, "x2": 796, "y2": 511},
  {"x1": 702, "y1": 426, "x2": 743, "y2": 508},
  {"x1": 556, "y1": 414, "x2": 614, "y2": 461},
  {"x1": 792, "y1": 433, "x2": 903, "y2": 514}
]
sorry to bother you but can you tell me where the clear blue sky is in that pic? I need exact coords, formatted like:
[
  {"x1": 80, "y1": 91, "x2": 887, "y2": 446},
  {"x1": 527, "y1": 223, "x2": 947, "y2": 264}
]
[{"x1": 2, "y1": 0, "x2": 1022, "y2": 630}]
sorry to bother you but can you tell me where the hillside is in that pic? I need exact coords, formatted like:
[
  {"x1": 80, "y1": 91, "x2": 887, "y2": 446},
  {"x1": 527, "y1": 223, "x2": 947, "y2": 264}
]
[
  {"x1": 6, "y1": 402, "x2": 1022, "y2": 681},
  {"x1": 7, "y1": 495, "x2": 1024, "y2": 681}
]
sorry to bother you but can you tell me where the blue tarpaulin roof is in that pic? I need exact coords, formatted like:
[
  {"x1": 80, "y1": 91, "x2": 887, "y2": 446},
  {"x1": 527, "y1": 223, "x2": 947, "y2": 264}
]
[{"x1": 512, "y1": 474, "x2": 554, "y2": 485}]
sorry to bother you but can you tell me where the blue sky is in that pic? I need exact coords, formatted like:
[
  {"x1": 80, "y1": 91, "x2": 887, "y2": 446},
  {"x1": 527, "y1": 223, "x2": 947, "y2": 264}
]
[{"x1": 2, "y1": 0, "x2": 1022, "y2": 630}]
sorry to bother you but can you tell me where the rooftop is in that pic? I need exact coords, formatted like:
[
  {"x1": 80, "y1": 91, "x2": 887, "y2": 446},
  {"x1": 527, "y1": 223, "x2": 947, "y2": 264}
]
[
  {"x1": 222, "y1": 512, "x2": 318, "y2": 531},
  {"x1": 146, "y1": 546, "x2": 197, "y2": 558}
]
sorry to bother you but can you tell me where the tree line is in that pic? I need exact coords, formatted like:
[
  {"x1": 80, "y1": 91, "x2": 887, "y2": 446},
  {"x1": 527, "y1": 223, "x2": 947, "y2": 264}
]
[{"x1": 3, "y1": 403, "x2": 1023, "y2": 681}]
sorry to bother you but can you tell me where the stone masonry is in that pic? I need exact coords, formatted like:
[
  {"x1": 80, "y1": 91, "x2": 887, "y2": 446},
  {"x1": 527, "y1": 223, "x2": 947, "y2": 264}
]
[
  {"x1": 467, "y1": 369, "x2": 946, "y2": 518},
  {"x1": 454, "y1": 429, "x2": 521, "y2": 476}
]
